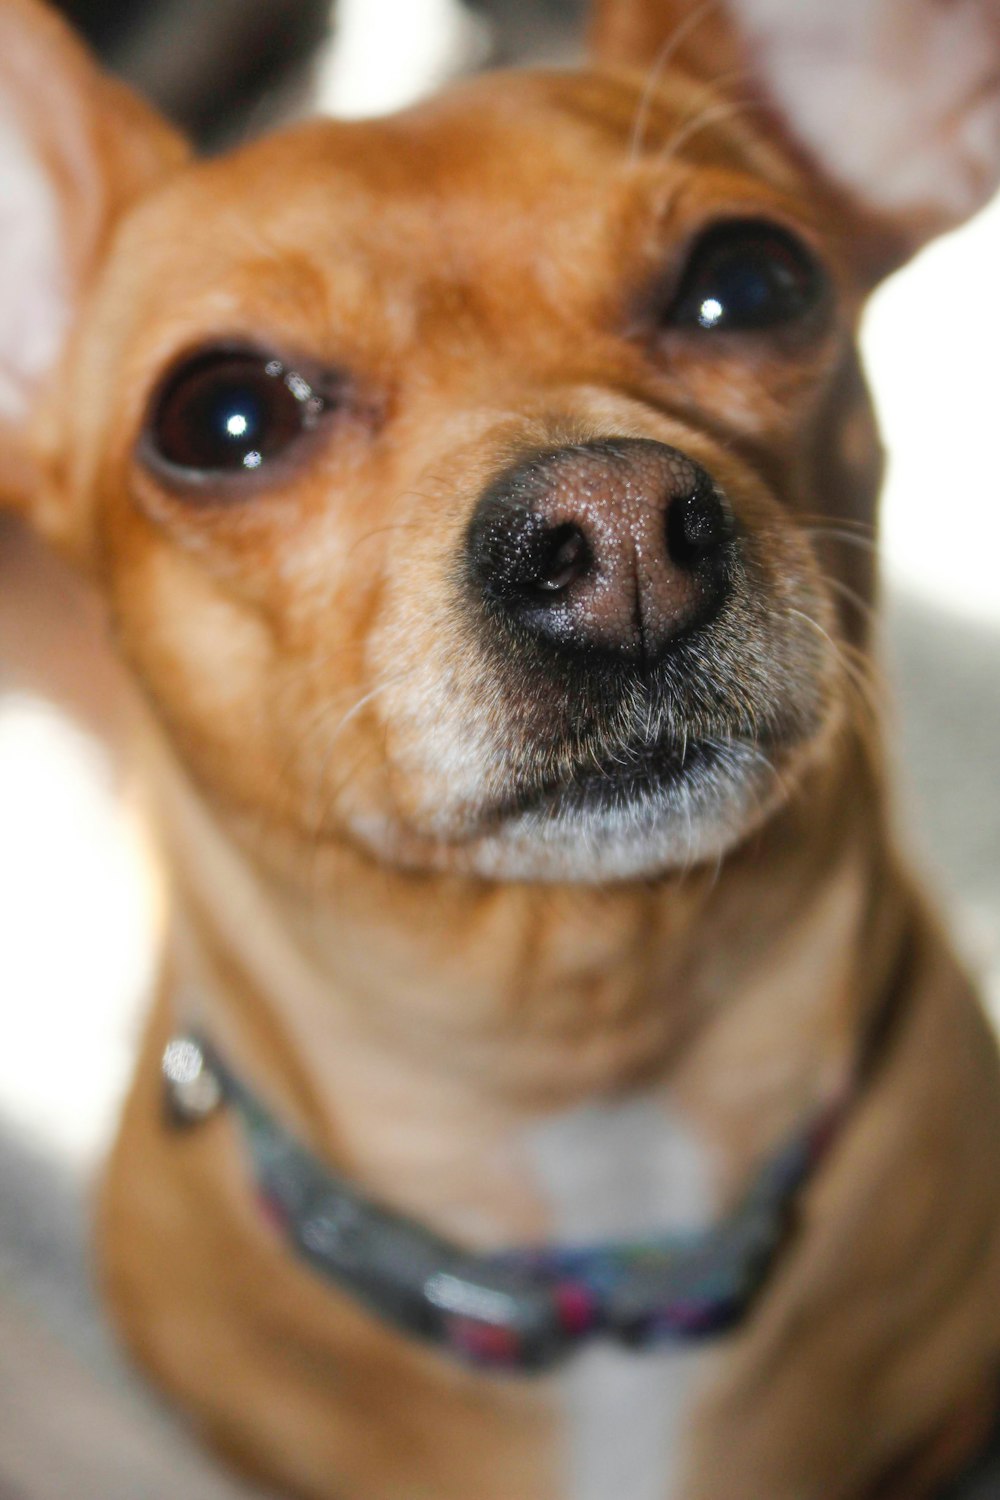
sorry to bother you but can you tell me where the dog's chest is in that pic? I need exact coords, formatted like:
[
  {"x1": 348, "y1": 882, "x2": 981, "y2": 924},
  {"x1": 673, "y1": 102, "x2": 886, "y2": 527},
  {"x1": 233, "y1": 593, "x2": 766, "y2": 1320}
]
[{"x1": 521, "y1": 1096, "x2": 716, "y2": 1500}]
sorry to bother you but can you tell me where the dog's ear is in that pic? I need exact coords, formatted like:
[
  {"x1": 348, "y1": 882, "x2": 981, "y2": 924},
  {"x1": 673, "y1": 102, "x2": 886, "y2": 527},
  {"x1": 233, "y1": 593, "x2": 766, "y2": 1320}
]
[
  {"x1": 0, "y1": 0, "x2": 186, "y2": 539},
  {"x1": 590, "y1": 0, "x2": 1000, "y2": 277}
]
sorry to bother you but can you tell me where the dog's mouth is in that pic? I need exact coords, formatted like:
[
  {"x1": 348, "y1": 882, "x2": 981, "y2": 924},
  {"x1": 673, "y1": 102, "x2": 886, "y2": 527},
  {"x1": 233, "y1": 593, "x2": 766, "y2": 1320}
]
[
  {"x1": 343, "y1": 652, "x2": 821, "y2": 879},
  {"x1": 423, "y1": 715, "x2": 789, "y2": 879},
  {"x1": 491, "y1": 733, "x2": 728, "y2": 823}
]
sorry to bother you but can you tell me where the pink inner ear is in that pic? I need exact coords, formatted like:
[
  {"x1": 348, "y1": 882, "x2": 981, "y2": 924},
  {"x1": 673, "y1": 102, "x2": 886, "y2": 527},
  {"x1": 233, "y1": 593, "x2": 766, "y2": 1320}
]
[
  {"x1": 0, "y1": 101, "x2": 70, "y2": 423},
  {"x1": 728, "y1": 0, "x2": 1000, "y2": 229}
]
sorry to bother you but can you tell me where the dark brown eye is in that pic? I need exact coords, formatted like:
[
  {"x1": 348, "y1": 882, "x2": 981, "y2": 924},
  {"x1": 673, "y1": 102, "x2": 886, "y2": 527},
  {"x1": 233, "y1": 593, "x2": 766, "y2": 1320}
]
[
  {"x1": 666, "y1": 220, "x2": 824, "y2": 333},
  {"x1": 144, "y1": 349, "x2": 329, "y2": 479}
]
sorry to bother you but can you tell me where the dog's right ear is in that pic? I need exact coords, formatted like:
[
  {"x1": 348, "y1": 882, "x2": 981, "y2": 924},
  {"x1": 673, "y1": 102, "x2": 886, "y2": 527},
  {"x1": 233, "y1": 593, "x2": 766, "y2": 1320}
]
[{"x1": 0, "y1": 0, "x2": 186, "y2": 541}]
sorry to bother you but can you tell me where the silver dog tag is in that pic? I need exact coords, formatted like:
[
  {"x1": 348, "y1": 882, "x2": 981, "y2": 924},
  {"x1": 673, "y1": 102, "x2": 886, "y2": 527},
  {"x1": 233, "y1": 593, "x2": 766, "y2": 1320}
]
[{"x1": 162, "y1": 1035, "x2": 224, "y2": 1124}]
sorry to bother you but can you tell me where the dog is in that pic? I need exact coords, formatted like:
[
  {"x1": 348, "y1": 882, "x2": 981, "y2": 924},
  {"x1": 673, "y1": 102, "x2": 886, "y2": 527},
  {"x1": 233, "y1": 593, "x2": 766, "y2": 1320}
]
[{"x1": 3, "y1": 0, "x2": 1000, "y2": 1495}]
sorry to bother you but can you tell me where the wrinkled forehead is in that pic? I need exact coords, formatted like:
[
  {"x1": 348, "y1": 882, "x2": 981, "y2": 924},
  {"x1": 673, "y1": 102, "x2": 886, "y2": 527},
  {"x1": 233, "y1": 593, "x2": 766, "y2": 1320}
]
[{"x1": 101, "y1": 68, "x2": 804, "y2": 341}]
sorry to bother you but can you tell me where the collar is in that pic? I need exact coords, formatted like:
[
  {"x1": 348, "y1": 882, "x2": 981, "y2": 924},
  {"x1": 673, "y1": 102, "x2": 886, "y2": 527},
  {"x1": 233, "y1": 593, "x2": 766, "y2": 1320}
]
[{"x1": 162, "y1": 1029, "x2": 849, "y2": 1373}]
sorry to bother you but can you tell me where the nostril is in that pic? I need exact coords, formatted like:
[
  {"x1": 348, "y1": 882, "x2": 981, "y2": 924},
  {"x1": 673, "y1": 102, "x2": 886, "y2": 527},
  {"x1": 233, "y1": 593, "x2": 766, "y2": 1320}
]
[
  {"x1": 666, "y1": 476, "x2": 731, "y2": 571},
  {"x1": 535, "y1": 523, "x2": 591, "y2": 594},
  {"x1": 471, "y1": 503, "x2": 593, "y2": 605}
]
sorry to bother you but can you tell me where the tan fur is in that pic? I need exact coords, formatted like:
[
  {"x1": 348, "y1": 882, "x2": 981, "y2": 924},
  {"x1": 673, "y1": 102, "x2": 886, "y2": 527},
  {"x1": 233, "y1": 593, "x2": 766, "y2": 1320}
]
[{"x1": 3, "y1": 1, "x2": 1000, "y2": 1496}]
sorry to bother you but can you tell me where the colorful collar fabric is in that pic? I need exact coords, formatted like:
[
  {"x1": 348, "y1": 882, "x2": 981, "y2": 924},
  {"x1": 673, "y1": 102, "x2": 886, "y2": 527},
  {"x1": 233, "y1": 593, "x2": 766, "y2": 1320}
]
[{"x1": 162, "y1": 1032, "x2": 845, "y2": 1373}]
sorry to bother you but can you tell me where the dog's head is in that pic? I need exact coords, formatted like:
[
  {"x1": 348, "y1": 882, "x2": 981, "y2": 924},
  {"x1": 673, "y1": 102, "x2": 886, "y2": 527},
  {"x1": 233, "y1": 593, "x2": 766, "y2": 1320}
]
[{"x1": 2, "y1": 0, "x2": 999, "y2": 884}]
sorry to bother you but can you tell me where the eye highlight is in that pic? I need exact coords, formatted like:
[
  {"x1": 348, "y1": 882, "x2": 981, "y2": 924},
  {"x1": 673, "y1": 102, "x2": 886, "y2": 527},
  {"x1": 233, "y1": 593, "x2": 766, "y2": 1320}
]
[
  {"x1": 142, "y1": 348, "x2": 332, "y2": 483},
  {"x1": 665, "y1": 220, "x2": 825, "y2": 334}
]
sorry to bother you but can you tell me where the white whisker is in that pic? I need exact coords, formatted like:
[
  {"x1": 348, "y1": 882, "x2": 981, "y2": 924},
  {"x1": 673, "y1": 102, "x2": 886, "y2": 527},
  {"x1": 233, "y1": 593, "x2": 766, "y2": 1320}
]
[
  {"x1": 656, "y1": 96, "x2": 762, "y2": 171},
  {"x1": 626, "y1": 0, "x2": 723, "y2": 162}
]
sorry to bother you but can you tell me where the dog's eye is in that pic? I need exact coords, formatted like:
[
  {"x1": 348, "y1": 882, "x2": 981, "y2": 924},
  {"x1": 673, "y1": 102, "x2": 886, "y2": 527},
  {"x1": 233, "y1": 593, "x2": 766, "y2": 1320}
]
[
  {"x1": 145, "y1": 350, "x2": 327, "y2": 478},
  {"x1": 666, "y1": 221, "x2": 823, "y2": 333}
]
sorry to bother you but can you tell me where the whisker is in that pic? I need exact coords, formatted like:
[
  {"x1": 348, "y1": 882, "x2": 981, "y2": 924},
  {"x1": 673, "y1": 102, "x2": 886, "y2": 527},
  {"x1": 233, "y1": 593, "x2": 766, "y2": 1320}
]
[
  {"x1": 303, "y1": 671, "x2": 409, "y2": 838},
  {"x1": 795, "y1": 513, "x2": 876, "y2": 535},
  {"x1": 249, "y1": 677, "x2": 374, "y2": 862},
  {"x1": 822, "y1": 573, "x2": 879, "y2": 628},
  {"x1": 802, "y1": 525, "x2": 880, "y2": 556},
  {"x1": 656, "y1": 96, "x2": 764, "y2": 171},
  {"x1": 626, "y1": 0, "x2": 724, "y2": 162},
  {"x1": 346, "y1": 519, "x2": 423, "y2": 561},
  {"x1": 786, "y1": 606, "x2": 883, "y2": 740}
]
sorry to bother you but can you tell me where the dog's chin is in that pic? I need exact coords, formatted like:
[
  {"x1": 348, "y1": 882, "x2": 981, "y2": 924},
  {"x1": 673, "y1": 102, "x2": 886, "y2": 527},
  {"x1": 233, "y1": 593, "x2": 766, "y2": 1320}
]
[
  {"x1": 470, "y1": 736, "x2": 782, "y2": 882},
  {"x1": 348, "y1": 735, "x2": 787, "y2": 884}
]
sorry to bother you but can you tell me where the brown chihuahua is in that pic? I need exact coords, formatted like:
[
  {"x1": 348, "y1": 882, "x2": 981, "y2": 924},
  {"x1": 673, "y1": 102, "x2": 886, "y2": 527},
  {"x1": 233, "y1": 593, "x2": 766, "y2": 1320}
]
[{"x1": 3, "y1": 0, "x2": 1000, "y2": 1496}]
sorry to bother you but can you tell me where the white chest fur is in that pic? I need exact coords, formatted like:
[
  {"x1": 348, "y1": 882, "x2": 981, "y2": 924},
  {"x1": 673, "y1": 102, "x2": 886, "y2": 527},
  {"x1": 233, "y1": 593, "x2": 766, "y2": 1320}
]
[{"x1": 522, "y1": 1096, "x2": 716, "y2": 1500}]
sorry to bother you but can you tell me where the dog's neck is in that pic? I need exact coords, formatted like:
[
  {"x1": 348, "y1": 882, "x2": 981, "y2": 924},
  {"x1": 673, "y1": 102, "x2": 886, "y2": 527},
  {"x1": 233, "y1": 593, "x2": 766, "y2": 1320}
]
[{"x1": 145, "y1": 717, "x2": 907, "y2": 1214}]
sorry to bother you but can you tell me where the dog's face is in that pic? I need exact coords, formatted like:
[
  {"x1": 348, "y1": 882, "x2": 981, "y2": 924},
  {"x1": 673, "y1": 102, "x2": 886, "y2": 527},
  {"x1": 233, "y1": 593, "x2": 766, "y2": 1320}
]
[
  {"x1": 77, "y1": 73, "x2": 859, "y2": 883},
  {"x1": 3, "y1": 0, "x2": 1000, "y2": 885}
]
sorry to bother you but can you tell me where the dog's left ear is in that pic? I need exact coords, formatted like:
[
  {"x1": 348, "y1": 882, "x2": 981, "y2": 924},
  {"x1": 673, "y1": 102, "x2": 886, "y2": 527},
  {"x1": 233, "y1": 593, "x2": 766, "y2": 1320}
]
[
  {"x1": 0, "y1": 0, "x2": 187, "y2": 539},
  {"x1": 590, "y1": 0, "x2": 1000, "y2": 278}
]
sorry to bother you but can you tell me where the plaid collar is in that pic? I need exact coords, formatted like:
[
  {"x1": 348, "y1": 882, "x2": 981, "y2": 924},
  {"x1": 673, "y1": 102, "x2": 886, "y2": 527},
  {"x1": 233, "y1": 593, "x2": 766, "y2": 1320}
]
[{"x1": 162, "y1": 1029, "x2": 849, "y2": 1373}]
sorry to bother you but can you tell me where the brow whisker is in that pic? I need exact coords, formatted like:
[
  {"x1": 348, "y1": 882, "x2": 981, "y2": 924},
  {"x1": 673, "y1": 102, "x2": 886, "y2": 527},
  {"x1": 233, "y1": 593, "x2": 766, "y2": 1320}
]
[
  {"x1": 656, "y1": 96, "x2": 765, "y2": 171},
  {"x1": 626, "y1": 0, "x2": 724, "y2": 162}
]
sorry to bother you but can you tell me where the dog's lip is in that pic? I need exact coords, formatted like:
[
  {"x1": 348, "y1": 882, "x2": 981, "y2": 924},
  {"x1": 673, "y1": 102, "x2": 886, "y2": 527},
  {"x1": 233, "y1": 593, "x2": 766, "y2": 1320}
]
[{"x1": 485, "y1": 734, "x2": 727, "y2": 824}]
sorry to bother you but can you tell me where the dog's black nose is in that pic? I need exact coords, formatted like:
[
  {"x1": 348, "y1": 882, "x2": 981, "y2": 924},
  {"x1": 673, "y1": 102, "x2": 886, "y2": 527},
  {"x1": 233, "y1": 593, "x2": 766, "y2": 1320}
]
[{"x1": 466, "y1": 439, "x2": 733, "y2": 662}]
